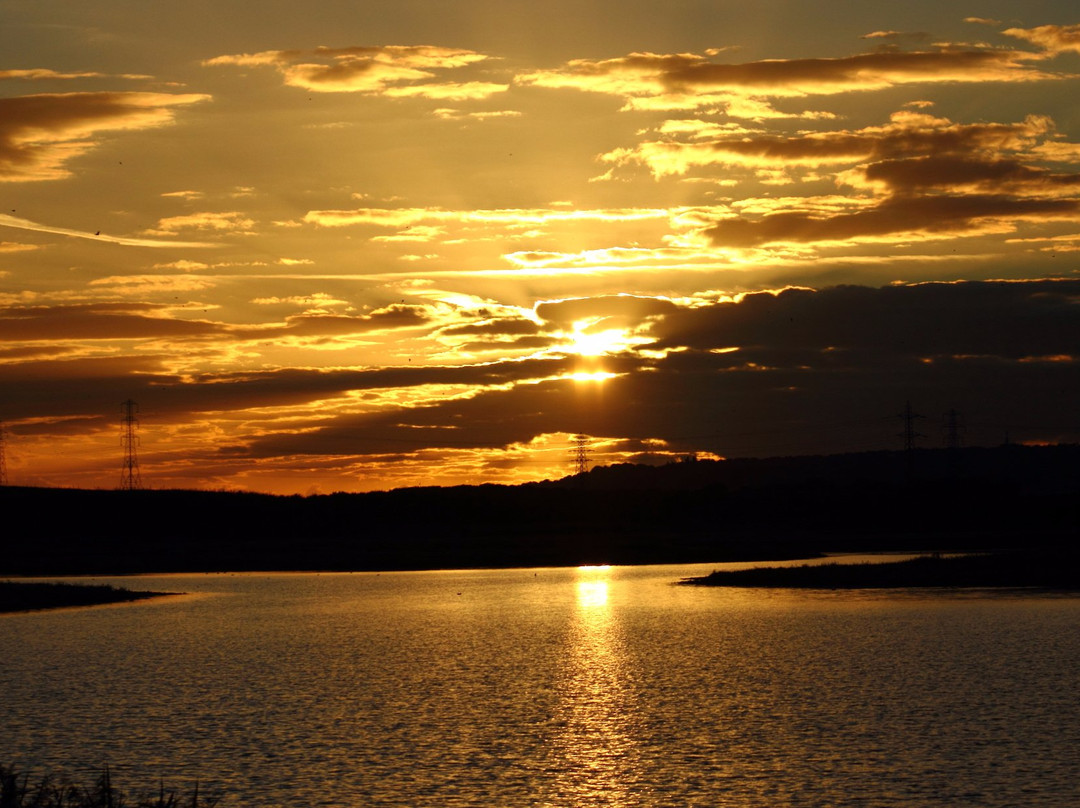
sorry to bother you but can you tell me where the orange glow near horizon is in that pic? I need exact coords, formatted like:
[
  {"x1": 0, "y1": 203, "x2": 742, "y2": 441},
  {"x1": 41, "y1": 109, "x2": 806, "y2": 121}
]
[{"x1": 1, "y1": 8, "x2": 1079, "y2": 492}]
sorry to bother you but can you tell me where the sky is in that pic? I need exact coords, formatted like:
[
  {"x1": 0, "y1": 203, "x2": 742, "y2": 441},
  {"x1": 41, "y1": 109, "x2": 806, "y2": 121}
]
[{"x1": 1, "y1": 1, "x2": 1078, "y2": 494}]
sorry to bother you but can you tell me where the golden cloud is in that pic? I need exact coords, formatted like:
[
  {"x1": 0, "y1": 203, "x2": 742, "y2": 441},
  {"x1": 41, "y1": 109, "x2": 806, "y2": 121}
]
[
  {"x1": 516, "y1": 45, "x2": 1055, "y2": 112},
  {"x1": 0, "y1": 91, "x2": 210, "y2": 182},
  {"x1": 204, "y1": 45, "x2": 499, "y2": 97},
  {"x1": 0, "y1": 68, "x2": 152, "y2": 81},
  {"x1": 1003, "y1": 24, "x2": 1080, "y2": 55},
  {"x1": 144, "y1": 211, "x2": 257, "y2": 236},
  {"x1": 603, "y1": 113, "x2": 1055, "y2": 178},
  {"x1": 303, "y1": 206, "x2": 671, "y2": 229}
]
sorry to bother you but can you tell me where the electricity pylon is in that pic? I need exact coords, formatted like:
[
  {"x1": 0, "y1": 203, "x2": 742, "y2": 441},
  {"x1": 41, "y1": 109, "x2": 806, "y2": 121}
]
[
  {"x1": 0, "y1": 421, "x2": 7, "y2": 486},
  {"x1": 897, "y1": 401, "x2": 925, "y2": 451},
  {"x1": 942, "y1": 409, "x2": 964, "y2": 449},
  {"x1": 570, "y1": 434, "x2": 591, "y2": 475},
  {"x1": 120, "y1": 399, "x2": 142, "y2": 490}
]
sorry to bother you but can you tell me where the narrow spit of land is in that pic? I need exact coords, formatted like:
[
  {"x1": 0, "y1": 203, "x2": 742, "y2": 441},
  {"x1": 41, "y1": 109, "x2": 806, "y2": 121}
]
[
  {"x1": 681, "y1": 551, "x2": 1080, "y2": 589},
  {"x1": 0, "y1": 581, "x2": 172, "y2": 614}
]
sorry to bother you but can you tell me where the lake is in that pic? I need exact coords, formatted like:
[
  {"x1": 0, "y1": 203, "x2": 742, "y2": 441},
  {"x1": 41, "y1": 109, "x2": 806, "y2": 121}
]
[{"x1": 3, "y1": 561, "x2": 1079, "y2": 807}]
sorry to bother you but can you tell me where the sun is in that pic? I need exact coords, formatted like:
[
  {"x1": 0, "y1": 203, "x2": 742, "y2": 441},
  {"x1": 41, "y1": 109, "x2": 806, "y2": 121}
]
[
  {"x1": 568, "y1": 370, "x2": 617, "y2": 383},
  {"x1": 566, "y1": 318, "x2": 634, "y2": 357}
]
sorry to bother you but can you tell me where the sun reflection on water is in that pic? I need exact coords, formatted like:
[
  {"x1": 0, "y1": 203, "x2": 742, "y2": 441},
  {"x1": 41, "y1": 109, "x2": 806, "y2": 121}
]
[{"x1": 542, "y1": 565, "x2": 641, "y2": 806}]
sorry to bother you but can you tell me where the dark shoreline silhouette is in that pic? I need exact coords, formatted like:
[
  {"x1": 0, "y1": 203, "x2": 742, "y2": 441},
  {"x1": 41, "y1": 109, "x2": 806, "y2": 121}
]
[
  {"x1": 0, "y1": 581, "x2": 171, "y2": 613},
  {"x1": 681, "y1": 550, "x2": 1080, "y2": 589},
  {"x1": 2, "y1": 445, "x2": 1076, "y2": 576}
]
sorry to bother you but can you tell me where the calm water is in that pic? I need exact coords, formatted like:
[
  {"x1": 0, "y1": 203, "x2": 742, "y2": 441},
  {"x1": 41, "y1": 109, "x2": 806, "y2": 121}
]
[{"x1": 2, "y1": 561, "x2": 1079, "y2": 807}]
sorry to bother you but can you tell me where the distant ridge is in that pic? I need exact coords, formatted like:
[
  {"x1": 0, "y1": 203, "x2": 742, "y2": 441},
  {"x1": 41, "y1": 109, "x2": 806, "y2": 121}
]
[{"x1": 2, "y1": 445, "x2": 1076, "y2": 575}]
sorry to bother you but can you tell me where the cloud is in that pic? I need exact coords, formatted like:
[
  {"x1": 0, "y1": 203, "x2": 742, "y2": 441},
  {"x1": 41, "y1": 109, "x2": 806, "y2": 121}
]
[
  {"x1": 433, "y1": 108, "x2": 522, "y2": 121},
  {"x1": 303, "y1": 206, "x2": 670, "y2": 228},
  {"x1": 651, "y1": 279, "x2": 1080, "y2": 357},
  {"x1": 150, "y1": 260, "x2": 212, "y2": 272},
  {"x1": 384, "y1": 82, "x2": 508, "y2": 101},
  {"x1": 262, "y1": 304, "x2": 433, "y2": 337},
  {"x1": 0, "y1": 355, "x2": 577, "y2": 428},
  {"x1": 203, "y1": 45, "x2": 503, "y2": 98},
  {"x1": 143, "y1": 211, "x2": 257, "y2": 237},
  {"x1": 702, "y1": 194, "x2": 1080, "y2": 248},
  {"x1": 0, "y1": 240, "x2": 38, "y2": 253},
  {"x1": 500, "y1": 245, "x2": 725, "y2": 271},
  {"x1": 849, "y1": 156, "x2": 1080, "y2": 196},
  {"x1": 3, "y1": 282, "x2": 1077, "y2": 473},
  {"x1": 161, "y1": 189, "x2": 205, "y2": 200},
  {"x1": 252, "y1": 293, "x2": 349, "y2": 307},
  {"x1": 861, "y1": 31, "x2": 931, "y2": 43},
  {"x1": 0, "y1": 300, "x2": 434, "y2": 347},
  {"x1": 1003, "y1": 24, "x2": 1080, "y2": 55},
  {"x1": 603, "y1": 112, "x2": 1055, "y2": 178},
  {"x1": 534, "y1": 294, "x2": 679, "y2": 330},
  {"x1": 438, "y1": 318, "x2": 543, "y2": 339},
  {"x1": 0, "y1": 69, "x2": 152, "y2": 81},
  {"x1": 0, "y1": 303, "x2": 224, "y2": 341},
  {"x1": 0, "y1": 91, "x2": 210, "y2": 182},
  {"x1": 234, "y1": 276, "x2": 1080, "y2": 460},
  {"x1": 595, "y1": 108, "x2": 1080, "y2": 252},
  {"x1": 516, "y1": 45, "x2": 1054, "y2": 113}
]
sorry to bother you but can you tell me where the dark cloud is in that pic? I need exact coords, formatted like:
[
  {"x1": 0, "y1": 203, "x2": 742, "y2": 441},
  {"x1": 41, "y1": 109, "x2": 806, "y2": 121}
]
[
  {"x1": 859, "y1": 156, "x2": 1080, "y2": 195},
  {"x1": 0, "y1": 302, "x2": 431, "y2": 344},
  {"x1": 439, "y1": 318, "x2": 543, "y2": 337},
  {"x1": 234, "y1": 279, "x2": 1080, "y2": 461},
  {"x1": 651, "y1": 280, "x2": 1080, "y2": 360},
  {"x1": 703, "y1": 195, "x2": 1080, "y2": 248},
  {"x1": 457, "y1": 335, "x2": 561, "y2": 353},
  {"x1": 534, "y1": 294, "x2": 680, "y2": 328},
  {"x1": 270, "y1": 304, "x2": 432, "y2": 337},
  {"x1": 4, "y1": 282, "x2": 1076, "y2": 474},
  {"x1": 663, "y1": 49, "x2": 1037, "y2": 92},
  {"x1": 0, "y1": 354, "x2": 576, "y2": 423},
  {"x1": 0, "y1": 304, "x2": 224, "y2": 341}
]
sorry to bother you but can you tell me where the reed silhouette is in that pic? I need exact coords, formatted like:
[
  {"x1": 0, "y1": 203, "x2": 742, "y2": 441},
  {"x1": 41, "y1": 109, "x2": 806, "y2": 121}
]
[{"x1": 0, "y1": 765, "x2": 217, "y2": 808}]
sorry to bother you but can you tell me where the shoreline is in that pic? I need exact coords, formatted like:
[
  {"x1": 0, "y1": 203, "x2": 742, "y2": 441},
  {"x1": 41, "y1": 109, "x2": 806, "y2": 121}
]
[
  {"x1": 0, "y1": 581, "x2": 174, "y2": 614},
  {"x1": 680, "y1": 550, "x2": 1080, "y2": 589}
]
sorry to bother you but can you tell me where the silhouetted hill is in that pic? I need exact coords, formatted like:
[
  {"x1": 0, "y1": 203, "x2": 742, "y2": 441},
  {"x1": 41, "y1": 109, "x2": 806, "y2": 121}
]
[{"x1": 2, "y1": 445, "x2": 1076, "y2": 574}]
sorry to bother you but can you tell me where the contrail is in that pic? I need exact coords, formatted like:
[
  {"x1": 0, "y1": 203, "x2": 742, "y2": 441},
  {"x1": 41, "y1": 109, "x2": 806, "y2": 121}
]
[{"x1": 0, "y1": 214, "x2": 215, "y2": 248}]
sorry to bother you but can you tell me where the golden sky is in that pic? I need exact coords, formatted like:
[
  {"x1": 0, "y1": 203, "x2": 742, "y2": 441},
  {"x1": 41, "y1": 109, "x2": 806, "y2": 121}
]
[{"x1": 1, "y1": 2, "x2": 1078, "y2": 493}]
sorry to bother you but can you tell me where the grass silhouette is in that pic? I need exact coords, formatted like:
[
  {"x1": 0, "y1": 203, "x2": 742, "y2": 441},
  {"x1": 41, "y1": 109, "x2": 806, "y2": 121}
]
[{"x1": 0, "y1": 766, "x2": 218, "y2": 808}]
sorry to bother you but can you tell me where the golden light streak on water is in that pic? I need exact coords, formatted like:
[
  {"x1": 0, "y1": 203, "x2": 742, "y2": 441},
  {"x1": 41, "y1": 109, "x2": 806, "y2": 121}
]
[{"x1": 541, "y1": 565, "x2": 641, "y2": 806}]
